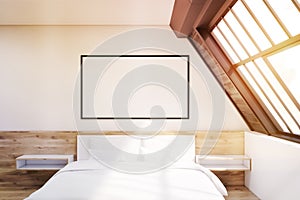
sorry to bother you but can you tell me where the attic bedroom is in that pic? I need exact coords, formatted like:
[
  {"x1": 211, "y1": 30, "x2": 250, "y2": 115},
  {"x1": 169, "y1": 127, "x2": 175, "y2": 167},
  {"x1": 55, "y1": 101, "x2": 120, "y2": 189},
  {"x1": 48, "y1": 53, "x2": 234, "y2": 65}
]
[{"x1": 0, "y1": 0, "x2": 299, "y2": 200}]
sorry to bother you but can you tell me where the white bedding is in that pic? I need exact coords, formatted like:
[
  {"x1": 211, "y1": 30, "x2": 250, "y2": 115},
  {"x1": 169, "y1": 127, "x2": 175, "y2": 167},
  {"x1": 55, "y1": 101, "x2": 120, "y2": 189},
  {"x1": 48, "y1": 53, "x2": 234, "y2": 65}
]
[{"x1": 25, "y1": 159, "x2": 227, "y2": 200}]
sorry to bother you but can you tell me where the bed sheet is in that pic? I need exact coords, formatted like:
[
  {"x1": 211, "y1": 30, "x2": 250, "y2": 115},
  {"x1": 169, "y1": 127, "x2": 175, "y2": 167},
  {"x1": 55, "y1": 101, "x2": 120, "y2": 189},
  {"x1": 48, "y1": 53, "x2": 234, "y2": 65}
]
[{"x1": 25, "y1": 159, "x2": 226, "y2": 200}]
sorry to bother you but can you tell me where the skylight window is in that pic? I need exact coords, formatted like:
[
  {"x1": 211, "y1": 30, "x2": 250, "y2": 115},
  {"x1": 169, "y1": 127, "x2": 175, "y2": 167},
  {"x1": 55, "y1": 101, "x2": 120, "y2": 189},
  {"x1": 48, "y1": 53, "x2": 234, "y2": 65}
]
[
  {"x1": 267, "y1": 0, "x2": 300, "y2": 36},
  {"x1": 212, "y1": 28, "x2": 240, "y2": 63},
  {"x1": 267, "y1": 45, "x2": 300, "y2": 106},
  {"x1": 212, "y1": 0, "x2": 300, "y2": 135},
  {"x1": 232, "y1": 1, "x2": 271, "y2": 51},
  {"x1": 224, "y1": 11, "x2": 258, "y2": 56},
  {"x1": 217, "y1": 20, "x2": 248, "y2": 60},
  {"x1": 243, "y1": 0, "x2": 289, "y2": 44},
  {"x1": 238, "y1": 65, "x2": 289, "y2": 133}
]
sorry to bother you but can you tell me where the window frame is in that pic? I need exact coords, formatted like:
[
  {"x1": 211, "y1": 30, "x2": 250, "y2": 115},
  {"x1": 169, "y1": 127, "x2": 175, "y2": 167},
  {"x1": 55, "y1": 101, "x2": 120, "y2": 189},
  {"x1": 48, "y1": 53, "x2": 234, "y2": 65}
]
[{"x1": 199, "y1": 0, "x2": 300, "y2": 142}]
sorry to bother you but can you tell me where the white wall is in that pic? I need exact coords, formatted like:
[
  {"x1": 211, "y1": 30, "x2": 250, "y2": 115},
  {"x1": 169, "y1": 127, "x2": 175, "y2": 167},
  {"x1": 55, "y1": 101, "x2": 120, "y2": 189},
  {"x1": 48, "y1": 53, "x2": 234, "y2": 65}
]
[
  {"x1": 245, "y1": 131, "x2": 300, "y2": 200},
  {"x1": 0, "y1": 0, "x2": 175, "y2": 25},
  {"x1": 0, "y1": 25, "x2": 249, "y2": 131}
]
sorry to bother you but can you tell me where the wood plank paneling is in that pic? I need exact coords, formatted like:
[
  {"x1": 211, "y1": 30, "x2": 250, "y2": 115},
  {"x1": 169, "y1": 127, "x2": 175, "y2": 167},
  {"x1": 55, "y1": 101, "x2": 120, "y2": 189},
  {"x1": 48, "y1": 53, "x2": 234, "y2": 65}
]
[
  {"x1": 225, "y1": 186, "x2": 260, "y2": 200},
  {"x1": 0, "y1": 188, "x2": 36, "y2": 200},
  {"x1": 0, "y1": 131, "x2": 77, "y2": 189},
  {"x1": 214, "y1": 171, "x2": 244, "y2": 186},
  {"x1": 0, "y1": 131, "x2": 245, "y2": 191},
  {"x1": 195, "y1": 131, "x2": 245, "y2": 186},
  {"x1": 196, "y1": 131, "x2": 244, "y2": 155}
]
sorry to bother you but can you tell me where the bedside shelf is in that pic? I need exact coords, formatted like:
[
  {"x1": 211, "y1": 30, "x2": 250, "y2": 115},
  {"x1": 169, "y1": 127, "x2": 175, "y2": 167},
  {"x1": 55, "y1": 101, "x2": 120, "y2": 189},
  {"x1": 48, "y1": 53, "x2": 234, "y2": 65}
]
[
  {"x1": 196, "y1": 155, "x2": 251, "y2": 171},
  {"x1": 16, "y1": 154, "x2": 74, "y2": 170}
]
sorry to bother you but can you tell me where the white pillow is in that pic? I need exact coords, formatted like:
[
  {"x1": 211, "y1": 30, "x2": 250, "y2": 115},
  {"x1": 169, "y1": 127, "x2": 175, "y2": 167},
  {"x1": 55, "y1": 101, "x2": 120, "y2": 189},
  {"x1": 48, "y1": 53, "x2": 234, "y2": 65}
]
[
  {"x1": 138, "y1": 135, "x2": 195, "y2": 164},
  {"x1": 84, "y1": 135, "x2": 195, "y2": 165}
]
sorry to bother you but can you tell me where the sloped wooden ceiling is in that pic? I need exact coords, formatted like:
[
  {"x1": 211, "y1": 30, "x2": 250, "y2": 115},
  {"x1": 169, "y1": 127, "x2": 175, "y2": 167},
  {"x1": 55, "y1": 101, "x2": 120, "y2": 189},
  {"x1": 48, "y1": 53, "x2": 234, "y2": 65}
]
[{"x1": 170, "y1": 0, "x2": 276, "y2": 135}]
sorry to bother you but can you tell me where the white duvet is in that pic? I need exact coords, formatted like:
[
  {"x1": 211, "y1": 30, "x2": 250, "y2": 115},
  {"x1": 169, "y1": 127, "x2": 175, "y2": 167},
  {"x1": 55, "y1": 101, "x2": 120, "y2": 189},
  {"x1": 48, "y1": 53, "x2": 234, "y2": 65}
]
[{"x1": 25, "y1": 159, "x2": 227, "y2": 200}]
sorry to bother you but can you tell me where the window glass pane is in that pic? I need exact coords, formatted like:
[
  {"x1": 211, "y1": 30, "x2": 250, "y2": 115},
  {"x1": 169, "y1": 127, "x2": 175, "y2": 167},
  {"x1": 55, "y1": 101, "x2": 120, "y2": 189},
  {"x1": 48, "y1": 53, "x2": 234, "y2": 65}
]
[
  {"x1": 213, "y1": 0, "x2": 300, "y2": 135},
  {"x1": 268, "y1": 0, "x2": 300, "y2": 36},
  {"x1": 255, "y1": 58, "x2": 300, "y2": 125},
  {"x1": 232, "y1": 1, "x2": 271, "y2": 51},
  {"x1": 243, "y1": 0, "x2": 288, "y2": 44},
  {"x1": 237, "y1": 65, "x2": 289, "y2": 132},
  {"x1": 224, "y1": 11, "x2": 258, "y2": 56},
  {"x1": 212, "y1": 28, "x2": 240, "y2": 63},
  {"x1": 267, "y1": 44, "x2": 300, "y2": 106},
  {"x1": 245, "y1": 62, "x2": 299, "y2": 134},
  {"x1": 218, "y1": 20, "x2": 248, "y2": 60}
]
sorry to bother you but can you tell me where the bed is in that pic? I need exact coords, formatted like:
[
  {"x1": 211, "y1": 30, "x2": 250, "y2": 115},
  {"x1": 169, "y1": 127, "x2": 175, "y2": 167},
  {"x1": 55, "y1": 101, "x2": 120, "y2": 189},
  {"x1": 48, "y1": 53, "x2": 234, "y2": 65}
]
[{"x1": 25, "y1": 135, "x2": 227, "y2": 200}]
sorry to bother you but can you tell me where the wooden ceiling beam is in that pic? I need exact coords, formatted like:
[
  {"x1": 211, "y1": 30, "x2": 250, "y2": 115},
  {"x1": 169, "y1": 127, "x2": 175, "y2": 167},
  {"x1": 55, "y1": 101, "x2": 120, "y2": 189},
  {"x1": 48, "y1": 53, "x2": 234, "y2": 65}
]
[
  {"x1": 170, "y1": 0, "x2": 212, "y2": 37},
  {"x1": 170, "y1": 0, "x2": 237, "y2": 36},
  {"x1": 207, "y1": 0, "x2": 237, "y2": 31}
]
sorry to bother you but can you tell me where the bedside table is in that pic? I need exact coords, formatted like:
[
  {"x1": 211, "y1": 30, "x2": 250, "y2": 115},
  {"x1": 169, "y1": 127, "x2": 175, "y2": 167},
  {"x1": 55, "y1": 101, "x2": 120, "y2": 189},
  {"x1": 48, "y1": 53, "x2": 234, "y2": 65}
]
[
  {"x1": 196, "y1": 155, "x2": 251, "y2": 171},
  {"x1": 16, "y1": 154, "x2": 74, "y2": 170}
]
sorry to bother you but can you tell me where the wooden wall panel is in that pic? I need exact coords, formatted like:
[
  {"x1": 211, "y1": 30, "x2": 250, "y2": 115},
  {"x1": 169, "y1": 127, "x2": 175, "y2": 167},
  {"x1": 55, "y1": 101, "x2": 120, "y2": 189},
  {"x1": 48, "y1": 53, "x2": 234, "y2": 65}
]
[
  {"x1": 195, "y1": 131, "x2": 244, "y2": 155},
  {"x1": 0, "y1": 131, "x2": 77, "y2": 189},
  {"x1": 214, "y1": 171, "x2": 244, "y2": 186},
  {"x1": 195, "y1": 131, "x2": 245, "y2": 186},
  {"x1": 0, "y1": 131, "x2": 244, "y2": 190}
]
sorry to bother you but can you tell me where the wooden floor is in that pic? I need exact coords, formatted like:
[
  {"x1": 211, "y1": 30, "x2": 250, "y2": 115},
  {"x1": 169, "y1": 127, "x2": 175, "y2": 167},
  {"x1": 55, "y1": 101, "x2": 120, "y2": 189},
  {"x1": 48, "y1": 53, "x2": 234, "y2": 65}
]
[{"x1": 0, "y1": 186, "x2": 259, "y2": 200}]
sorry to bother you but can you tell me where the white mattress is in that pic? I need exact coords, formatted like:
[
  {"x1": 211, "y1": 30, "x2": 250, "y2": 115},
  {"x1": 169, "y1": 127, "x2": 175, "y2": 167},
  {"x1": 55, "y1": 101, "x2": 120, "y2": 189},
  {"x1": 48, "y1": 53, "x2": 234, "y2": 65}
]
[{"x1": 25, "y1": 159, "x2": 226, "y2": 200}]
